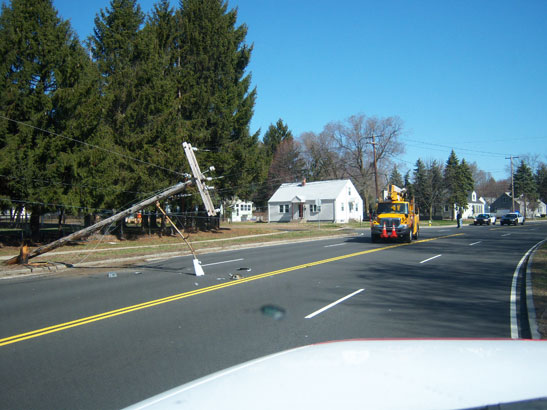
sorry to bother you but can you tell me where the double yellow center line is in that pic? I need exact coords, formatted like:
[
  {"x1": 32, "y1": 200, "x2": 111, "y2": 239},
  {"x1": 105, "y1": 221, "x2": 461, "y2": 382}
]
[{"x1": 0, "y1": 233, "x2": 462, "y2": 347}]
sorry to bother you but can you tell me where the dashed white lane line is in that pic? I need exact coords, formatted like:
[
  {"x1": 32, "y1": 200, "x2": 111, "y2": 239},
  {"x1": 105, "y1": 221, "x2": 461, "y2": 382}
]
[
  {"x1": 469, "y1": 241, "x2": 482, "y2": 246},
  {"x1": 502, "y1": 233, "x2": 511, "y2": 237},
  {"x1": 419, "y1": 254, "x2": 442, "y2": 264},
  {"x1": 305, "y1": 289, "x2": 365, "y2": 319},
  {"x1": 201, "y1": 258, "x2": 244, "y2": 267},
  {"x1": 324, "y1": 243, "x2": 346, "y2": 248}
]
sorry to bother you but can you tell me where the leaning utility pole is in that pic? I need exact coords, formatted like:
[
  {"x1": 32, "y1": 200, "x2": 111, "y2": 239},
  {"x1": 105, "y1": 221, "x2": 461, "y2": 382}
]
[
  {"x1": 7, "y1": 142, "x2": 217, "y2": 265},
  {"x1": 506, "y1": 155, "x2": 519, "y2": 212}
]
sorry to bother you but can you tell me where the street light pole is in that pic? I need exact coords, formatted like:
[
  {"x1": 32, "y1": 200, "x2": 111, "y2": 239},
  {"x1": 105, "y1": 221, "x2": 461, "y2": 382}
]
[{"x1": 370, "y1": 134, "x2": 379, "y2": 201}]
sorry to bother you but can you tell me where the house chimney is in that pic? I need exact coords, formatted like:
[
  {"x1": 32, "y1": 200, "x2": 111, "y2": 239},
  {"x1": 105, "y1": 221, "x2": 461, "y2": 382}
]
[{"x1": 301, "y1": 178, "x2": 306, "y2": 186}]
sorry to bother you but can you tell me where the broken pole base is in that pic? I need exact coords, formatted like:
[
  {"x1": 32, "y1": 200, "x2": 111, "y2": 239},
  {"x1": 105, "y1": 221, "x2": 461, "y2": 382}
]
[
  {"x1": 5, "y1": 244, "x2": 29, "y2": 265},
  {"x1": 193, "y1": 258, "x2": 205, "y2": 276}
]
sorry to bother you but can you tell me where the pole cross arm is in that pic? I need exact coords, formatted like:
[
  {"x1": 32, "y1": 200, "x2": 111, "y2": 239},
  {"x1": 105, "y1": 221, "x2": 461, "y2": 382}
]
[{"x1": 182, "y1": 142, "x2": 217, "y2": 216}]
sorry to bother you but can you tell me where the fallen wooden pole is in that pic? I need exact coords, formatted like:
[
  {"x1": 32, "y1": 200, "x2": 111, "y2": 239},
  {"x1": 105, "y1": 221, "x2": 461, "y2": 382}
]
[{"x1": 5, "y1": 181, "x2": 192, "y2": 265}]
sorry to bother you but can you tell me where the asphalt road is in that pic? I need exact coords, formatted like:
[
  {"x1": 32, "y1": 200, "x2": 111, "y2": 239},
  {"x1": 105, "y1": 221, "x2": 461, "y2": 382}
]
[{"x1": 1, "y1": 222, "x2": 546, "y2": 409}]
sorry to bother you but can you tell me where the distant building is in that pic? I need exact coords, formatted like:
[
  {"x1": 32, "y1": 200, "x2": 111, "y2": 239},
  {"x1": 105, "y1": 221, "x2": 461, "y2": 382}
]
[
  {"x1": 268, "y1": 179, "x2": 363, "y2": 223},
  {"x1": 437, "y1": 191, "x2": 486, "y2": 219},
  {"x1": 226, "y1": 199, "x2": 254, "y2": 222},
  {"x1": 490, "y1": 192, "x2": 547, "y2": 218}
]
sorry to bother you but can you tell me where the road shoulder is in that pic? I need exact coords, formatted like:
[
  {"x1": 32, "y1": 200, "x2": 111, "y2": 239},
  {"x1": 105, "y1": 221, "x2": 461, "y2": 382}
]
[{"x1": 532, "y1": 242, "x2": 547, "y2": 338}]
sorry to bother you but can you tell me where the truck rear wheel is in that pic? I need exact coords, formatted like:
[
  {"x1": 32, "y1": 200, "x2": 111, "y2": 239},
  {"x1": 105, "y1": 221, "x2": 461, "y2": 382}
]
[{"x1": 412, "y1": 227, "x2": 419, "y2": 240}]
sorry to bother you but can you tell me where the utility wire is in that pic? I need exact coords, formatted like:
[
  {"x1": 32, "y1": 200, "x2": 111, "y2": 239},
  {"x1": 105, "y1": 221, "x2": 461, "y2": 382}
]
[
  {"x1": 401, "y1": 137, "x2": 508, "y2": 158},
  {"x1": 0, "y1": 115, "x2": 185, "y2": 177},
  {"x1": 0, "y1": 174, "x2": 162, "y2": 197}
]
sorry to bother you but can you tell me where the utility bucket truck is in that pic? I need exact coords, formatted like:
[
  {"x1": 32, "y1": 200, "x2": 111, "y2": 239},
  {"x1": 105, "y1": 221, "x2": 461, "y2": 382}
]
[{"x1": 371, "y1": 185, "x2": 419, "y2": 243}]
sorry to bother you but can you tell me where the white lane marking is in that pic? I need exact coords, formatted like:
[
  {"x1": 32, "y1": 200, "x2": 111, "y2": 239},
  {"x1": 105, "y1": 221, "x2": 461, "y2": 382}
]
[
  {"x1": 510, "y1": 240, "x2": 546, "y2": 339},
  {"x1": 469, "y1": 241, "x2": 482, "y2": 246},
  {"x1": 502, "y1": 233, "x2": 511, "y2": 237},
  {"x1": 201, "y1": 258, "x2": 244, "y2": 267},
  {"x1": 419, "y1": 254, "x2": 442, "y2": 264},
  {"x1": 324, "y1": 243, "x2": 346, "y2": 248},
  {"x1": 305, "y1": 289, "x2": 365, "y2": 319}
]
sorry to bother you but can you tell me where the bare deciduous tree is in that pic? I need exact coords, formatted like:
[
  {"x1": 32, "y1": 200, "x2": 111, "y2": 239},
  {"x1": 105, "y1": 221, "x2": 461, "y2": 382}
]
[
  {"x1": 265, "y1": 137, "x2": 305, "y2": 199},
  {"x1": 300, "y1": 131, "x2": 343, "y2": 181},
  {"x1": 320, "y1": 114, "x2": 405, "y2": 211}
]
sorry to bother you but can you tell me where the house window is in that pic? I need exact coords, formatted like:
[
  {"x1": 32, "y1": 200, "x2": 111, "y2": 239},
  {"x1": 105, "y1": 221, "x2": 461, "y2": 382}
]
[
  {"x1": 341, "y1": 203, "x2": 345, "y2": 211},
  {"x1": 349, "y1": 202, "x2": 353, "y2": 212},
  {"x1": 310, "y1": 204, "x2": 321, "y2": 213},
  {"x1": 279, "y1": 204, "x2": 289, "y2": 213},
  {"x1": 444, "y1": 205, "x2": 449, "y2": 212},
  {"x1": 355, "y1": 203, "x2": 358, "y2": 212},
  {"x1": 348, "y1": 187, "x2": 351, "y2": 196}
]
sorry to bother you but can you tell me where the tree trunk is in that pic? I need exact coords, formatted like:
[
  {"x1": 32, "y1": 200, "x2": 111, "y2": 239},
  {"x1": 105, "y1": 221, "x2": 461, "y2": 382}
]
[
  {"x1": 30, "y1": 208, "x2": 41, "y2": 244},
  {"x1": 84, "y1": 214, "x2": 94, "y2": 227},
  {"x1": 142, "y1": 213, "x2": 150, "y2": 235},
  {"x1": 150, "y1": 211, "x2": 159, "y2": 230},
  {"x1": 57, "y1": 208, "x2": 64, "y2": 236}
]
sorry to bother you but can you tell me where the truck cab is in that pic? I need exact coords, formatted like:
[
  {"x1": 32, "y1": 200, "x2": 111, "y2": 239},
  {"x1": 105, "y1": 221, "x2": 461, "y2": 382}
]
[{"x1": 371, "y1": 185, "x2": 419, "y2": 243}]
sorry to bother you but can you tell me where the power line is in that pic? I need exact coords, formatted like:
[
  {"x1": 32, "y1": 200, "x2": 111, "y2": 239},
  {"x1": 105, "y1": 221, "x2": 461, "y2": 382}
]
[
  {"x1": 401, "y1": 137, "x2": 508, "y2": 158},
  {"x1": 0, "y1": 115, "x2": 185, "y2": 177},
  {"x1": 0, "y1": 174, "x2": 161, "y2": 197}
]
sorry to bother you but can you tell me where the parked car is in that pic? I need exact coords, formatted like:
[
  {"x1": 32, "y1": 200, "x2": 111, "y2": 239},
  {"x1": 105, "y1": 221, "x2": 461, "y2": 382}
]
[
  {"x1": 473, "y1": 213, "x2": 496, "y2": 225},
  {"x1": 500, "y1": 212, "x2": 525, "y2": 226}
]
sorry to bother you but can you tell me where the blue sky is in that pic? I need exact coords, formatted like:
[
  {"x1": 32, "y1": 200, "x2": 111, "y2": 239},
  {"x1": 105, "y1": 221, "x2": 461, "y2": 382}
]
[{"x1": 52, "y1": 0, "x2": 547, "y2": 180}]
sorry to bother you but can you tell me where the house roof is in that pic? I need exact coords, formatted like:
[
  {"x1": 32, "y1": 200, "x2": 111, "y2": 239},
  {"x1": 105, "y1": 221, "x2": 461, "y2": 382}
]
[{"x1": 268, "y1": 179, "x2": 356, "y2": 203}]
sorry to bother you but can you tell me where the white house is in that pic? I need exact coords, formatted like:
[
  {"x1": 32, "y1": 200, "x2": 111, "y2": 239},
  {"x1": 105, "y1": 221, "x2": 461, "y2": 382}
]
[
  {"x1": 438, "y1": 191, "x2": 486, "y2": 219},
  {"x1": 268, "y1": 179, "x2": 363, "y2": 223},
  {"x1": 225, "y1": 199, "x2": 254, "y2": 222}
]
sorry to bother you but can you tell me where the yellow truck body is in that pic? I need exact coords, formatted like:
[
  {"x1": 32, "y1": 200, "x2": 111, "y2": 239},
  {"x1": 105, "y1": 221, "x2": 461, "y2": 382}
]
[{"x1": 371, "y1": 185, "x2": 419, "y2": 243}]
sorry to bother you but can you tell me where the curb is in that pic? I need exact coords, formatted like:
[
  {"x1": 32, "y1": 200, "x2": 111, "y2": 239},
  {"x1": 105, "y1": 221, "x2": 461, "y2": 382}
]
[{"x1": 526, "y1": 239, "x2": 547, "y2": 339}]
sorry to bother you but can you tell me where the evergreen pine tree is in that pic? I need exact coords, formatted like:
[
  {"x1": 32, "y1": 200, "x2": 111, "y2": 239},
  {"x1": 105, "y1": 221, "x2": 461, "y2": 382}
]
[
  {"x1": 444, "y1": 150, "x2": 473, "y2": 216},
  {"x1": 263, "y1": 119, "x2": 293, "y2": 157},
  {"x1": 88, "y1": 0, "x2": 167, "y2": 208},
  {"x1": 428, "y1": 160, "x2": 445, "y2": 219},
  {"x1": 413, "y1": 159, "x2": 430, "y2": 215},
  {"x1": 403, "y1": 170, "x2": 414, "y2": 201},
  {"x1": 535, "y1": 164, "x2": 547, "y2": 204},
  {"x1": 0, "y1": 0, "x2": 94, "y2": 240},
  {"x1": 388, "y1": 165, "x2": 403, "y2": 187},
  {"x1": 175, "y1": 0, "x2": 259, "y2": 199},
  {"x1": 514, "y1": 160, "x2": 537, "y2": 216},
  {"x1": 459, "y1": 159, "x2": 474, "y2": 197}
]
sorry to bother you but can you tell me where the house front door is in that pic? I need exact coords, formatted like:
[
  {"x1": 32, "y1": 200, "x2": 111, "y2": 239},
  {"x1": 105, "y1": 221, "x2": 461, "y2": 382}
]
[{"x1": 298, "y1": 203, "x2": 304, "y2": 219}]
